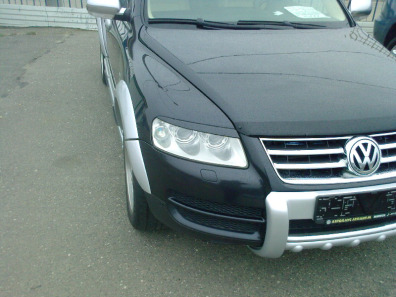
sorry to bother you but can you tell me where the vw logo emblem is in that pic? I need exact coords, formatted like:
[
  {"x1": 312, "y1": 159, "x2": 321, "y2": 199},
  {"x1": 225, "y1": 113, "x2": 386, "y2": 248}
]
[{"x1": 345, "y1": 137, "x2": 381, "y2": 176}]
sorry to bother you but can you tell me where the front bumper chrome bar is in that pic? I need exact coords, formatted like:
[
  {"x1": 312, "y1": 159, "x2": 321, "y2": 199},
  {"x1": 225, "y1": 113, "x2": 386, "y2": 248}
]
[{"x1": 250, "y1": 183, "x2": 396, "y2": 258}]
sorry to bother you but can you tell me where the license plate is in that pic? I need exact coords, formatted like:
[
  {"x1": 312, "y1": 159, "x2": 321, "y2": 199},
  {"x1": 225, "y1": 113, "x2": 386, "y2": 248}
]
[{"x1": 314, "y1": 190, "x2": 396, "y2": 225}]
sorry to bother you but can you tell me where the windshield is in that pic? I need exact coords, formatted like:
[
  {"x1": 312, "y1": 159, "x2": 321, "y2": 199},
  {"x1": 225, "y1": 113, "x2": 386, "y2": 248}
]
[{"x1": 147, "y1": 0, "x2": 349, "y2": 26}]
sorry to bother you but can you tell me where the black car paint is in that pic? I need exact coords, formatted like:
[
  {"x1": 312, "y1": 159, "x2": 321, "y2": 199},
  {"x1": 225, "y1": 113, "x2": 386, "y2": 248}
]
[
  {"x1": 125, "y1": 26, "x2": 396, "y2": 193},
  {"x1": 142, "y1": 26, "x2": 396, "y2": 137},
  {"x1": 104, "y1": 0, "x2": 396, "y2": 244}
]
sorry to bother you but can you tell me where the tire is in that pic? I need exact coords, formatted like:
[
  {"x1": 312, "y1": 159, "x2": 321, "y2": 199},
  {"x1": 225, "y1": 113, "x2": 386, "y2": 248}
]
[
  {"x1": 100, "y1": 52, "x2": 108, "y2": 86},
  {"x1": 124, "y1": 146, "x2": 161, "y2": 231},
  {"x1": 387, "y1": 37, "x2": 396, "y2": 56}
]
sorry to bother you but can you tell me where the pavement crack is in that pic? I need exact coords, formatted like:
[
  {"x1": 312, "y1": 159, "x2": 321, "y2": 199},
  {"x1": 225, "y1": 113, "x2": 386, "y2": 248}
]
[
  {"x1": 30, "y1": 284, "x2": 42, "y2": 290},
  {"x1": 29, "y1": 49, "x2": 51, "y2": 65}
]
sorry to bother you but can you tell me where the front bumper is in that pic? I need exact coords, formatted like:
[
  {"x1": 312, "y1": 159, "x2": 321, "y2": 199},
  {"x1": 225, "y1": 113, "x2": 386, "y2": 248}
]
[
  {"x1": 140, "y1": 140, "x2": 396, "y2": 257},
  {"x1": 140, "y1": 140, "x2": 267, "y2": 246},
  {"x1": 251, "y1": 183, "x2": 396, "y2": 258}
]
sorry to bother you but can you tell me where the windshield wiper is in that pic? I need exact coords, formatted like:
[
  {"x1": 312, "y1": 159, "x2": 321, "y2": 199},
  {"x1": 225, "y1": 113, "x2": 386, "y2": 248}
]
[
  {"x1": 148, "y1": 18, "x2": 287, "y2": 30},
  {"x1": 149, "y1": 18, "x2": 234, "y2": 29},
  {"x1": 237, "y1": 20, "x2": 327, "y2": 29}
]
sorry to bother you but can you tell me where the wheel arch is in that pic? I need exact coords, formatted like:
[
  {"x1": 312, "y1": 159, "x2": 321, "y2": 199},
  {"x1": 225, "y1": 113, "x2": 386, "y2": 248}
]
[
  {"x1": 115, "y1": 80, "x2": 139, "y2": 140},
  {"x1": 115, "y1": 80, "x2": 151, "y2": 194}
]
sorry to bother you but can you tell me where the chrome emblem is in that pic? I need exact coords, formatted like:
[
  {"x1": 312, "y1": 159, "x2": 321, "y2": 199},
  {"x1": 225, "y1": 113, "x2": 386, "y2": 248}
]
[{"x1": 345, "y1": 137, "x2": 381, "y2": 176}]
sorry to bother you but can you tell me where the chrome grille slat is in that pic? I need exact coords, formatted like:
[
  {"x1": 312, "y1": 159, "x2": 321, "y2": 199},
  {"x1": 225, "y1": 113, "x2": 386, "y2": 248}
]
[
  {"x1": 379, "y1": 143, "x2": 396, "y2": 150},
  {"x1": 274, "y1": 160, "x2": 347, "y2": 170},
  {"x1": 268, "y1": 148, "x2": 344, "y2": 156},
  {"x1": 261, "y1": 131, "x2": 396, "y2": 184},
  {"x1": 382, "y1": 156, "x2": 396, "y2": 164}
]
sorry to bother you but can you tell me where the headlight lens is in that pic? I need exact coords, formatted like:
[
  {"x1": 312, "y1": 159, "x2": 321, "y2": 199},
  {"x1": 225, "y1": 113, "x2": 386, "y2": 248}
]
[{"x1": 152, "y1": 118, "x2": 247, "y2": 168}]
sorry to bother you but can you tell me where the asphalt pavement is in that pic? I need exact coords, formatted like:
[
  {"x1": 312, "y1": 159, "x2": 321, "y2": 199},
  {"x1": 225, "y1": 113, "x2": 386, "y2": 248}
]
[{"x1": 0, "y1": 27, "x2": 395, "y2": 297}]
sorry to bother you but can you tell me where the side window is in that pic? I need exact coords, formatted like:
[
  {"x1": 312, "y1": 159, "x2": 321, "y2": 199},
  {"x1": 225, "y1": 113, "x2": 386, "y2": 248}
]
[{"x1": 120, "y1": 0, "x2": 134, "y2": 9}]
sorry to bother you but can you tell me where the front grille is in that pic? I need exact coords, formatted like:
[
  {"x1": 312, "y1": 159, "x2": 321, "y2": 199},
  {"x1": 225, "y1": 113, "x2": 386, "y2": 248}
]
[
  {"x1": 177, "y1": 207, "x2": 260, "y2": 234},
  {"x1": 261, "y1": 132, "x2": 396, "y2": 184},
  {"x1": 170, "y1": 195, "x2": 263, "y2": 220},
  {"x1": 168, "y1": 195, "x2": 265, "y2": 237}
]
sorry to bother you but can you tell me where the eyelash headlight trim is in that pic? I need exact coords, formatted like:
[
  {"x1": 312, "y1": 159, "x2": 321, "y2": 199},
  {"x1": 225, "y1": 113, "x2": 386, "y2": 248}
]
[{"x1": 152, "y1": 118, "x2": 247, "y2": 168}]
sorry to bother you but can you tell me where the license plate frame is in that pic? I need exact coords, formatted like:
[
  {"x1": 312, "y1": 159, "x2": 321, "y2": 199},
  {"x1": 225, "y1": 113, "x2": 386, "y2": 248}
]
[{"x1": 314, "y1": 190, "x2": 396, "y2": 225}]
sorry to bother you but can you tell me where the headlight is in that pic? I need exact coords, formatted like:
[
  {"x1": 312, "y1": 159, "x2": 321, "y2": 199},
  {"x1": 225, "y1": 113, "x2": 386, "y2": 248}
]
[{"x1": 152, "y1": 118, "x2": 248, "y2": 168}]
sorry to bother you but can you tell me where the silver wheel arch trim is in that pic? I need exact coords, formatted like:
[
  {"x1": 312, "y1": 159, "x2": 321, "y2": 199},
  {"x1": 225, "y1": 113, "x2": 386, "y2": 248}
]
[{"x1": 116, "y1": 80, "x2": 151, "y2": 194}]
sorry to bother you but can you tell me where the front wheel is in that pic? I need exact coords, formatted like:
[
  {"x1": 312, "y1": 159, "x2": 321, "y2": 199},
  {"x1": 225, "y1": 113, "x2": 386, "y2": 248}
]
[
  {"x1": 124, "y1": 146, "x2": 161, "y2": 231},
  {"x1": 387, "y1": 37, "x2": 396, "y2": 56}
]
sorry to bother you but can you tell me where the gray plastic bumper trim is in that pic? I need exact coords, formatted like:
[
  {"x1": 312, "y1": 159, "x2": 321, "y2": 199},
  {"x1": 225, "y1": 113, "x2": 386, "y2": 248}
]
[{"x1": 250, "y1": 183, "x2": 396, "y2": 258}]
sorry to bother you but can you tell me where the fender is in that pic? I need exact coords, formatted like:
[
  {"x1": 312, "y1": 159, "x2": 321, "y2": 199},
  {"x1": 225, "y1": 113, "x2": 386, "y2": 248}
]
[
  {"x1": 97, "y1": 17, "x2": 116, "y2": 106},
  {"x1": 96, "y1": 18, "x2": 108, "y2": 57},
  {"x1": 115, "y1": 80, "x2": 151, "y2": 194}
]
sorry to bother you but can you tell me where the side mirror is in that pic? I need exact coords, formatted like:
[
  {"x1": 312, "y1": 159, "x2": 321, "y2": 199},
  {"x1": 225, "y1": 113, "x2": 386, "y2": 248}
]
[
  {"x1": 87, "y1": 0, "x2": 121, "y2": 19},
  {"x1": 349, "y1": 0, "x2": 372, "y2": 19}
]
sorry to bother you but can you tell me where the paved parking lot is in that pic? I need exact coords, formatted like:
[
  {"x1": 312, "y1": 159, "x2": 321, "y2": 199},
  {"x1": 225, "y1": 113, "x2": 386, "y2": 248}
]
[{"x1": 0, "y1": 27, "x2": 395, "y2": 297}]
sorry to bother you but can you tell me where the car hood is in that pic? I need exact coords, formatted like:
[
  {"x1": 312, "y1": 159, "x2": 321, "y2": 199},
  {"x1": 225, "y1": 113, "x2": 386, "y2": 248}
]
[{"x1": 142, "y1": 26, "x2": 396, "y2": 136}]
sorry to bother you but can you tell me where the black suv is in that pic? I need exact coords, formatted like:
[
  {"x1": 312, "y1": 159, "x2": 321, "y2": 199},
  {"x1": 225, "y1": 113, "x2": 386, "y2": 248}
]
[
  {"x1": 87, "y1": 0, "x2": 396, "y2": 258},
  {"x1": 374, "y1": 0, "x2": 396, "y2": 55}
]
